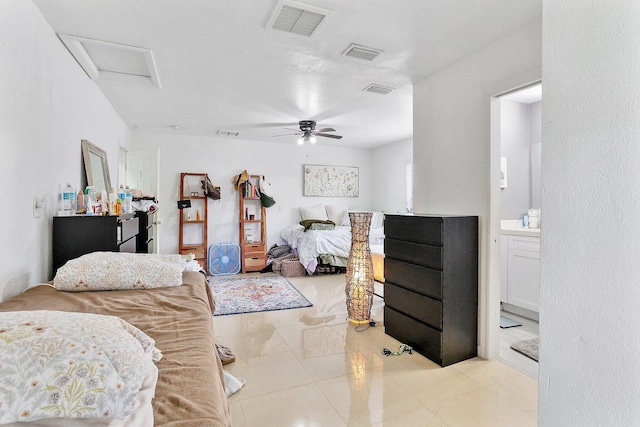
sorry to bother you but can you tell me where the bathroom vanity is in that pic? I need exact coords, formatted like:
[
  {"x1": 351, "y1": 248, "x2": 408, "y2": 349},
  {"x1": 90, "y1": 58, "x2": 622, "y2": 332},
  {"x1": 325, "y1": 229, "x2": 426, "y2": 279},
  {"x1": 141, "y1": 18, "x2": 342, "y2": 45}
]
[{"x1": 500, "y1": 220, "x2": 540, "y2": 319}]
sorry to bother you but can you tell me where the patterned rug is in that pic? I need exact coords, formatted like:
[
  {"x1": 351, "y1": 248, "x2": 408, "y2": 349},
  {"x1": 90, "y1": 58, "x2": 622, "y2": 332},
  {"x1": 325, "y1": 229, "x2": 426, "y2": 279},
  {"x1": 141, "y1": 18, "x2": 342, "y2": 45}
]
[
  {"x1": 208, "y1": 275, "x2": 312, "y2": 316},
  {"x1": 510, "y1": 338, "x2": 539, "y2": 362}
]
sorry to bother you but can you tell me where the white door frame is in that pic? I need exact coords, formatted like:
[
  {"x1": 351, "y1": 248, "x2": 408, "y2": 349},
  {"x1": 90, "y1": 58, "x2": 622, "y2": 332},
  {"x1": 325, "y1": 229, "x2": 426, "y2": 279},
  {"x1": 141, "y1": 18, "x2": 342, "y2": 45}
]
[{"x1": 483, "y1": 78, "x2": 541, "y2": 359}]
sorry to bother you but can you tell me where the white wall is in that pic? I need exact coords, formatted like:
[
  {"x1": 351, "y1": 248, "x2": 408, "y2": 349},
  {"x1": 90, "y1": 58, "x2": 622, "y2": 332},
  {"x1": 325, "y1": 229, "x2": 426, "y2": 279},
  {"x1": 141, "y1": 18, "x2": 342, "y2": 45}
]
[
  {"x1": 0, "y1": 1, "x2": 130, "y2": 301},
  {"x1": 413, "y1": 19, "x2": 542, "y2": 358},
  {"x1": 372, "y1": 138, "x2": 413, "y2": 214},
  {"x1": 131, "y1": 131, "x2": 375, "y2": 254},
  {"x1": 540, "y1": 2, "x2": 640, "y2": 425}
]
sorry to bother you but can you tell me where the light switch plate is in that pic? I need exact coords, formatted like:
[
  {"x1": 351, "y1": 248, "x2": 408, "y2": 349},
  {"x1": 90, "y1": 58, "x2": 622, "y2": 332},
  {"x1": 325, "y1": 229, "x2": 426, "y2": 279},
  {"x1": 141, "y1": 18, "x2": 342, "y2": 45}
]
[{"x1": 33, "y1": 197, "x2": 41, "y2": 218}]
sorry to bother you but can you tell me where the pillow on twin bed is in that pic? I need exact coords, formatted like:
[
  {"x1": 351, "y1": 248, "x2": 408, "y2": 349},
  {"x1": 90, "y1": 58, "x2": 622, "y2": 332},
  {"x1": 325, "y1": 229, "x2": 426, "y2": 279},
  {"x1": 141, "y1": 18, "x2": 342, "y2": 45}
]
[
  {"x1": 299, "y1": 204, "x2": 328, "y2": 221},
  {"x1": 325, "y1": 205, "x2": 347, "y2": 225},
  {"x1": 54, "y1": 252, "x2": 183, "y2": 292},
  {"x1": 0, "y1": 310, "x2": 160, "y2": 424}
]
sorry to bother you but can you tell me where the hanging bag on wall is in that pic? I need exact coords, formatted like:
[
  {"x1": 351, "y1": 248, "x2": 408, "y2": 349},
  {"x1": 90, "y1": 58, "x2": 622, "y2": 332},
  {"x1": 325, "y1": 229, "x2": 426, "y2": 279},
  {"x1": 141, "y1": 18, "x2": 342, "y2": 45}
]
[
  {"x1": 201, "y1": 176, "x2": 221, "y2": 200},
  {"x1": 258, "y1": 175, "x2": 276, "y2": 208},
  {"x1": 258, "y1": 175, "x2": 273, "y2": 196}
]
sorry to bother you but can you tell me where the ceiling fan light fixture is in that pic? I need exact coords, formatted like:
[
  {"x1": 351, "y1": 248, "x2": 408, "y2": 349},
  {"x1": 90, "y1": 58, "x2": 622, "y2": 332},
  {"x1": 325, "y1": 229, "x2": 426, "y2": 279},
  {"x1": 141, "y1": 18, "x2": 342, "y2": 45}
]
[
  {"x1": 275, "y1": 119, "x2": 343, "y2": 143},
  {"x1": 297, "y1": 132, "x2": 316, "y2": 145}
]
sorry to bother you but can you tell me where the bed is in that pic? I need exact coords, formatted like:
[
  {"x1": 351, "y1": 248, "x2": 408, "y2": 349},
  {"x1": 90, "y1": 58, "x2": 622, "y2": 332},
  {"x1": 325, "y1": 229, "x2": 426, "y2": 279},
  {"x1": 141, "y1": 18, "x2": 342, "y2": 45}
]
[
  {"x1": 280, "y1": 204, "x2": 385, "y2": 278},
  {"x1": 0, "y1": 253, "x2": 232, "y2": 426}
]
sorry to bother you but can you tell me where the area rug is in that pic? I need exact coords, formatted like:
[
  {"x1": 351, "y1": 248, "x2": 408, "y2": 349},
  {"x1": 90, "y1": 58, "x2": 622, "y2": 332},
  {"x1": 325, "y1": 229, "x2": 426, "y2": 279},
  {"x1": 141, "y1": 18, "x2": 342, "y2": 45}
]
[
  {"x1": 510, "y1": 338, "x2": 539, "y2": 362},
  {"x1": 208, "y1": 275, "x2": 312, "y2": 316}
]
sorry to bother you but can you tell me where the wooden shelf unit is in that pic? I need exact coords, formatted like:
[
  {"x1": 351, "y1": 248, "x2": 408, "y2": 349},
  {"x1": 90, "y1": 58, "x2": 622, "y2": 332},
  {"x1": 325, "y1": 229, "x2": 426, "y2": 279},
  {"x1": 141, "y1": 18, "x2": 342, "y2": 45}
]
[
  {"x1": 179, "y1": 172, "x2": 208, "y2": 270},
  {"x1": 239, "y1": 174, "x2": 267, "y2": 273}
]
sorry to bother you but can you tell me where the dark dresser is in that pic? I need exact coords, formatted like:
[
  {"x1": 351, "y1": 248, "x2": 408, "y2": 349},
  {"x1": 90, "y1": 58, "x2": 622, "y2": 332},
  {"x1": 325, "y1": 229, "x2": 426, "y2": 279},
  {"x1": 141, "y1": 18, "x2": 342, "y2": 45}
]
[
  {"x1": 134, "y1": 210, "x2": 156, "y2": 253},
  {"x1": 384, "y1": 214, "x2": 478, "y2": 367},
  {"x1": 52, "y1": 214, "x2": 139, "y2": 273}
]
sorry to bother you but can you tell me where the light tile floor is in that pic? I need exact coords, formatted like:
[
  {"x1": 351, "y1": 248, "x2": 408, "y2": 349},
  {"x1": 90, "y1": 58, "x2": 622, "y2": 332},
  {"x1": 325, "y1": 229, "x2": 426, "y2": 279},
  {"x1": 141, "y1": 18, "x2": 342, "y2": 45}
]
[{"x1": 214, "y1": 273, "x2": 538, "y2": 426}]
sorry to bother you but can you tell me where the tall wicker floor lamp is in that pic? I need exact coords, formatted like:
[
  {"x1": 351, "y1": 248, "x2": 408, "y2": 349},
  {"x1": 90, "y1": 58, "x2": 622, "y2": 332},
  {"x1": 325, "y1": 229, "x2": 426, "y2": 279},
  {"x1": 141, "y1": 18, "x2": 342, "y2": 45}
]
[{"x1": 345, "y1": 212, "x2": 375, "y2": 324}]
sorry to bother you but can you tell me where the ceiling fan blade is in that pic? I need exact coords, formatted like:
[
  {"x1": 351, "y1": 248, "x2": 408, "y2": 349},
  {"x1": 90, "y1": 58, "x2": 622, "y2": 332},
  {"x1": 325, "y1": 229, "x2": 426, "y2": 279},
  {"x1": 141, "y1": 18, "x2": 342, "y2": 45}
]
[
  {"x1": 316, "y1": 133, "x2": 343, "y2": 139},
  {"x1": 316, "y1": 127, "x2": 336, "y2": 132},
  {"x1": 272, "y1": 132, "x2": 300, "y2": 137},
  {"x1": 282, "y1": 127, "x2": 301, "y2": 132}
]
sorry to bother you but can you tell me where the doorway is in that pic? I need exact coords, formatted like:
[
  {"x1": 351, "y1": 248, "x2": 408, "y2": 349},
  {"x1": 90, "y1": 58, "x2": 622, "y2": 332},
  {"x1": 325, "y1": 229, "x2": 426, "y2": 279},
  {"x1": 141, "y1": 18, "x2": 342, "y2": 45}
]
[
  {"x1": 489, "y1": 82, "x2": 541, "y2": 377},
  {"x1": 119, "y1": 147, "x2": 160, "y2": 253}
]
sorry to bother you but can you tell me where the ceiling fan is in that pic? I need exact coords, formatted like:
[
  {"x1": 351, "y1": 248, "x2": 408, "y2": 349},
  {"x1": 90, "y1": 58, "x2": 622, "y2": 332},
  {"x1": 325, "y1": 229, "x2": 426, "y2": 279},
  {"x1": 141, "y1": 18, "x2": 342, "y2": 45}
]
[{"x1": 272, "y1": 120, "x2": 343, "y2": 144}]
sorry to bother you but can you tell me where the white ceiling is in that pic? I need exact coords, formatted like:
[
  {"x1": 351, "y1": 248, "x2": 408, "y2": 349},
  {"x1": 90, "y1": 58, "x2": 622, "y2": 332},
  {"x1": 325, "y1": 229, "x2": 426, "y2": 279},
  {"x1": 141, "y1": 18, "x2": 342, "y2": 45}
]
[{"x1": 33, "y1": 0, "x2": 541, "y2": 148}]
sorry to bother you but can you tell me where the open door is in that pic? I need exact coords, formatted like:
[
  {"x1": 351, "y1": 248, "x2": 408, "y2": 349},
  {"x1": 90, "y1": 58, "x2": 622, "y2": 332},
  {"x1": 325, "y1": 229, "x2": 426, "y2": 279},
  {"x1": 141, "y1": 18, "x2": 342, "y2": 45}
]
[{"x1": 125, "y1": 149, "x2": 160, "y2": 253}]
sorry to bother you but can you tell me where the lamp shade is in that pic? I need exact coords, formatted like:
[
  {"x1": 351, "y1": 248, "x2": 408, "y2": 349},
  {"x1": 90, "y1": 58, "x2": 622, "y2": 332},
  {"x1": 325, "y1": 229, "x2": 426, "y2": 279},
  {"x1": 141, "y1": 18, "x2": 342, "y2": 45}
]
[{"x1": 345, "y1": 212, "x2": 374, "y2": 324}]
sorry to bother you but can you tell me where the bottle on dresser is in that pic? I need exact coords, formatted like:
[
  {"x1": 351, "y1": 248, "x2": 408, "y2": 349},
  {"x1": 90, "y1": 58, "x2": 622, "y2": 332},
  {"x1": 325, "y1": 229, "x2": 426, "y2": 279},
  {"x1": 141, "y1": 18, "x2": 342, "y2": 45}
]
[
  {"x1": 118, "y1": 185, "x2": 126, "y2": 210},
  {"x1": 124, "y1": 186, "x2": 133, "y2": 214},
  {"x1": 62, "y1": 183, "x2": 76, "y2": 212},
  {"x1": 85, "y1": 186, "x2": 95, "y2": 216}
]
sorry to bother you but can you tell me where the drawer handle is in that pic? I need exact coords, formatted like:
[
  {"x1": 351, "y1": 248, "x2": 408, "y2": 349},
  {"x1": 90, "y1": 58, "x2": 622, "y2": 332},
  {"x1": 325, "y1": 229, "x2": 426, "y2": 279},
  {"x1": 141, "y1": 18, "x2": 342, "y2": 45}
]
[{"x1": 252, "y1": 257, "x2": 259, "y2": 260}]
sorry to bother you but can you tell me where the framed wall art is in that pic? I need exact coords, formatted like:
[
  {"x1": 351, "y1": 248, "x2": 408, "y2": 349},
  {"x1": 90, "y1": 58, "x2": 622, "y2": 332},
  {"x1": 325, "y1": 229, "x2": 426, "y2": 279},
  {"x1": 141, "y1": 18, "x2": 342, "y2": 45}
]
[{"x1": 304, "y1": 164, "x2": 359, "y2": 197}]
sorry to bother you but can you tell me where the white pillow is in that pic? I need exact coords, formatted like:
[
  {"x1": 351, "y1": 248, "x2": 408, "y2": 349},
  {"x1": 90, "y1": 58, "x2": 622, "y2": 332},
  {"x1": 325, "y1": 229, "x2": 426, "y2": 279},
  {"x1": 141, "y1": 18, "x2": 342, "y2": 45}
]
[
  {"x1": 299, "y1": 204, "x2": 328, "y2": 221},
  {"x1": 325, "y1": 205, "x2": 347, "y2": 224},
  {"x1": 54, "y1": 252, "x2": 183, "y2": 291}
]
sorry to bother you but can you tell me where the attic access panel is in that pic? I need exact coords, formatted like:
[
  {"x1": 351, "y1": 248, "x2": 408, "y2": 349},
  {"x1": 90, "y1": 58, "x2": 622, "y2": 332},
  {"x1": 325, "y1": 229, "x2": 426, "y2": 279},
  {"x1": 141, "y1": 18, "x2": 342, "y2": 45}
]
[{"x1": 59, "y1": 34, "x2": 161, "y2": 88}]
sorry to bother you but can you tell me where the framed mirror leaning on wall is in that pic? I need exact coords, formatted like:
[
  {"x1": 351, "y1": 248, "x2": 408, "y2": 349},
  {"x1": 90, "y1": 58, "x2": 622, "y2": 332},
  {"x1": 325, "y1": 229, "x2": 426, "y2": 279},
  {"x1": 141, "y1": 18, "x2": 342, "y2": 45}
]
[{"x1": 81, "y1": 139, "x2": 112, "y2": 194}]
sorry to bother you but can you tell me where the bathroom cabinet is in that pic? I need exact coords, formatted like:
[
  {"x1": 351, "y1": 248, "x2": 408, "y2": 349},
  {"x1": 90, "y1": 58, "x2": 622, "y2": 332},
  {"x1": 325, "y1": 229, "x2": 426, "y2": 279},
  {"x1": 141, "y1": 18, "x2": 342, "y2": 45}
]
[{"x1": 502, "y1": 234, "x2": 540, "y2": 313}]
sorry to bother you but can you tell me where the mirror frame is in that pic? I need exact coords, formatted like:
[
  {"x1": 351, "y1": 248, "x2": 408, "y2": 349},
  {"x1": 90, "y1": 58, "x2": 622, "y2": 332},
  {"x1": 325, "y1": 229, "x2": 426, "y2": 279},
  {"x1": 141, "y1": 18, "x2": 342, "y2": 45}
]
[{"x1": 81, "y1": 139, "x2": 112, "y2": 194}]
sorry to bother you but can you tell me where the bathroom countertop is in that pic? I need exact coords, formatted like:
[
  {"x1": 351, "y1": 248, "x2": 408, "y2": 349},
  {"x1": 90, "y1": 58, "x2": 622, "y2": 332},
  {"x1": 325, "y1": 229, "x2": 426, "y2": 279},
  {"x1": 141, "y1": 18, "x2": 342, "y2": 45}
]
[{"x1": 501, "y1": 220, "x2": 541, "y2": 237}]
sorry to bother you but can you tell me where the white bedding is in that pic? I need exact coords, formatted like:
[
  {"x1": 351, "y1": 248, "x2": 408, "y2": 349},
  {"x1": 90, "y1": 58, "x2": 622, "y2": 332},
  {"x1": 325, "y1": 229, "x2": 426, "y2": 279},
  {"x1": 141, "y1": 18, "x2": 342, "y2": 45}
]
[{"x1": 280, "y1": 224, "x2": 384, "y2": 274}]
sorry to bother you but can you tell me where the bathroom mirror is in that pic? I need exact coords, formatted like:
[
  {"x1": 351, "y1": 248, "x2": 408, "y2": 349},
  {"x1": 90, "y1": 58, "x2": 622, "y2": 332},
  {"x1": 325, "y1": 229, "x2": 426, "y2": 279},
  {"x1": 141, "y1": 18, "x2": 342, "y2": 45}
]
[{"x1": 81, "y1": 139, "x2": 111, "y2": 194}]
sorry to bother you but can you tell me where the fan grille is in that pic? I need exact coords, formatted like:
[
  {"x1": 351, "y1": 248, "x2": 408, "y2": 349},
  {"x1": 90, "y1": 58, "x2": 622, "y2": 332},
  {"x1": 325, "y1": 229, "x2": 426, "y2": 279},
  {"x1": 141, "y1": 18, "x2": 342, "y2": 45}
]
[{"x1": 208, "y1": 243, "x2": 241, "y2": 276}]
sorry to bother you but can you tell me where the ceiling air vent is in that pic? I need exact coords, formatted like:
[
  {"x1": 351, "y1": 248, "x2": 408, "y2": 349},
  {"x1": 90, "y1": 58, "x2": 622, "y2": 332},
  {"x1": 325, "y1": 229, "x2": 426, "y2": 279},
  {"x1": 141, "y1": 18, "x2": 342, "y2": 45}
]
[
  {"x1": 342, "y1": 44, "x2": 384, "y2": 62},
  {"x1": 363, "y1": 84, "x2": 394, "y2": 95},
  {"x1": 266, "y1": 1, "x2": 331, "y2": 37},
  {"x1": 217, "y1": 130, "x2": 240, "y2": 137}
]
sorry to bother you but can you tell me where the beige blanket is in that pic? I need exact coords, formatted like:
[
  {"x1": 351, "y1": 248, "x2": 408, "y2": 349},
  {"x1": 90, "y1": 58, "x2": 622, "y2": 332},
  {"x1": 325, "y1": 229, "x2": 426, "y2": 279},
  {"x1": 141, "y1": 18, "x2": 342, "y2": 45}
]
[{"x1": 0, "y1": 271, "x2": 231, "y2": 427}]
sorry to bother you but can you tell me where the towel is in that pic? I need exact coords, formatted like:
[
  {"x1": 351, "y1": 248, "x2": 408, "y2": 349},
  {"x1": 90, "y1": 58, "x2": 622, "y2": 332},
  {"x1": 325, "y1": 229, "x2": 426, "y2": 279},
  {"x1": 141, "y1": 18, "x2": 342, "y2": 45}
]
[{"x1": 223, "y1": 371, "x2": 246, "y2": 397}]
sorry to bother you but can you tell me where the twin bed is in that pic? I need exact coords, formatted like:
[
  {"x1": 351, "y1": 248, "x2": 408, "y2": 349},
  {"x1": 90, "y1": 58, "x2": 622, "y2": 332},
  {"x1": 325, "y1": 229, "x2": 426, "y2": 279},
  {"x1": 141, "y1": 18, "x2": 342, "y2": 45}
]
[
  {"x1": 0, "y1": 253, "x2": 231, "y2": 426},
  {"x1": 280, "y1": 205, "x2": 385, "y2": 280}
]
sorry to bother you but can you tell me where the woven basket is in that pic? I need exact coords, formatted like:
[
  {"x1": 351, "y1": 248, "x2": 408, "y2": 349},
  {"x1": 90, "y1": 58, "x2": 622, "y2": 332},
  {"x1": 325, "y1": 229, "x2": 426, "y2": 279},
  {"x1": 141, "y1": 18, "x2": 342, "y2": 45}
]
[
  {"x1": 272, "y1": 253, "x2": 296, "y2": 273},
  {"x1": 281, "y1": 258, "x2": 306, "y2": 277}
]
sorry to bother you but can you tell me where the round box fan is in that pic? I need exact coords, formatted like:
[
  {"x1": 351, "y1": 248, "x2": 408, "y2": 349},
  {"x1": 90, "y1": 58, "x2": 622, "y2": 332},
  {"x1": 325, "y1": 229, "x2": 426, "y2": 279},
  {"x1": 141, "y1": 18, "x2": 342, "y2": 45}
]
[{"x1": 208, "y1": 243, "x2": 241, "y2": 276}]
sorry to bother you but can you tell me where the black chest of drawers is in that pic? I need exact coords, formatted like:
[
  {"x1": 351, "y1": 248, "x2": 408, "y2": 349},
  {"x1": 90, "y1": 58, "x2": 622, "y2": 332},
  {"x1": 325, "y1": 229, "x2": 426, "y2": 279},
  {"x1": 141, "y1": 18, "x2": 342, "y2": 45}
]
[
  {"x1": 52, "y1": 214, "x2": 139, "y2": 273},
  {"x1": 384, "y1": 214, "x2": 478, "y2": 367},
  {"x1": 134, "y1": 210, "x2": 155, "y2": 253}
]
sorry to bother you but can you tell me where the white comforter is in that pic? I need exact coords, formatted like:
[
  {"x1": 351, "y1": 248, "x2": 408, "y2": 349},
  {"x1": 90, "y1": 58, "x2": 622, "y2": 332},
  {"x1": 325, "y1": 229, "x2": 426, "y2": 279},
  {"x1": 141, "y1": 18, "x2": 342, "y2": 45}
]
[{"x1": 280, "y1": 225, "x2": 385, "y2": 274}]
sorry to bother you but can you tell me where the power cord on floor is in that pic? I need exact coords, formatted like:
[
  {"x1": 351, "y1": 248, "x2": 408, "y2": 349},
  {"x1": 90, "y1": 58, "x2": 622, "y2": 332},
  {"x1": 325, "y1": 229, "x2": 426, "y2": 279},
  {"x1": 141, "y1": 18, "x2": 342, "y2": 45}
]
[
  {"x1": 382, "y1": 344, "x2": 413, "y2": 357},
  {"x1": 355, "y1": 320, "x2": 376, "y2": 332}
]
